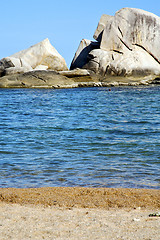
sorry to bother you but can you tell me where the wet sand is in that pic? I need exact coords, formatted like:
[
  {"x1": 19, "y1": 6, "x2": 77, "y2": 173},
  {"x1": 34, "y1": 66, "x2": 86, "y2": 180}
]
[
  {"x1": 0, "y1": 187, "x2": 159, "y2": 209},
  {"x1": 0, "y1": 187, "x2": 160, "y2": 239}
]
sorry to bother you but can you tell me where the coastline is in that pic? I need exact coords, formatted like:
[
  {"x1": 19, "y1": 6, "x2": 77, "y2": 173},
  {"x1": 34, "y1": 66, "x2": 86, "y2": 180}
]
[{"x1": 0, "y1": 69, "x2": 160, "y2": 89}]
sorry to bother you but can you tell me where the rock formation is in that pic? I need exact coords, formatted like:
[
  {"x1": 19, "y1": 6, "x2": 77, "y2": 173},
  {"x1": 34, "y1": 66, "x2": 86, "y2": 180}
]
[
  {"x1": 1, "y1": 8, "x2": 160, "y2": 88},
  {"x1": 0, "y1": 38, "x2": 68, "y2": 77},
  {"x1": 70, "y1": 8, "x2": 160, "y2": 81},
  {"x1": 0, "y1": 69, "x2": 101, "y2": 89},
  {"x1": 0, "y1": 39, "x2": 101, "y2": 88}
]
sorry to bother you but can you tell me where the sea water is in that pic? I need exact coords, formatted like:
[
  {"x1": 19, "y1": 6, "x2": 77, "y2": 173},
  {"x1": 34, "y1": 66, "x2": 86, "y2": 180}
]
[{"x1": 0, "y1": 86, "x2": 159, "y2": 189}]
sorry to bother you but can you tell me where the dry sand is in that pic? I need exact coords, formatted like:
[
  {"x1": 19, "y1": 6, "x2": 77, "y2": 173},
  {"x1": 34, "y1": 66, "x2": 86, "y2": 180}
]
[{"x1": 0, "y1": 187, "x2": 160, "y2": 239}]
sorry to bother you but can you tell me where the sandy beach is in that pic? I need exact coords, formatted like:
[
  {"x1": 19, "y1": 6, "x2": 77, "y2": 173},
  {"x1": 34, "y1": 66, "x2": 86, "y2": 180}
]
[{"x1": 0, "y1": 187, "x2": 160, "y2": 239}]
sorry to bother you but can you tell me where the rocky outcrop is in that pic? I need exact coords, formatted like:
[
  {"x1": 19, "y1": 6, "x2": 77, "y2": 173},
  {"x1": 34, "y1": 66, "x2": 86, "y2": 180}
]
[
  {"x1": 0, "y1": 70, "x2": 74, "y2": 88},
  {"x1": 1, "y1": 68, "x2": 157, "y2": 88},
  {"x1": 0, "y1": 69, "x2": 102, "y2": 88},
  {"x1": 1, "y1": 8, "x2": 160, "y2": 88},
  {"x1": 70, "y1": 8, "x2": 160, "y2": 81},
  {"x1": 0, "y1": 39, "x2": 68, "y2": 77}
]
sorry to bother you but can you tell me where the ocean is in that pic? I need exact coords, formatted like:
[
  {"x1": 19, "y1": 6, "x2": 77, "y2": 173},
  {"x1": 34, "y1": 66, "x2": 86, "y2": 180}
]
[{"x1": 0, "y1": 85, "x2": 159, "y2": 189}]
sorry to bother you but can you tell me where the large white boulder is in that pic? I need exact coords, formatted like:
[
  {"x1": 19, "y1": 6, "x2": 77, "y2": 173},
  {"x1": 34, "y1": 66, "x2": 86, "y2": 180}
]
[
  {"x1": 0, "y1": 38, "x2": 68, "y2": 76},
  {"x1": 100, "y1": 8, "x2": 160, "y2": 60},
  {"x1": 71, "y1": 8, "x2": 160, "y2": 79},
  {"x1": 85, "y1": 47, "x2": 160, "y2": 77}
]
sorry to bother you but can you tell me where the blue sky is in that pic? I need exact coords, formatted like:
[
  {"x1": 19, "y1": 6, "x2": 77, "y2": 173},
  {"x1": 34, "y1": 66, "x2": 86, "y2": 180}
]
[{"x1": 1, "y1": 0, "x2": 160, "y2": 67}]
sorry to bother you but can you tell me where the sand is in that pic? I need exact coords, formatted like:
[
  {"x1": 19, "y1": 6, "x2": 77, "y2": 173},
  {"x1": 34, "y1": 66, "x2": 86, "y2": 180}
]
[{"x1": 0, "y1": 187, "x2": 160, "y2": 239}]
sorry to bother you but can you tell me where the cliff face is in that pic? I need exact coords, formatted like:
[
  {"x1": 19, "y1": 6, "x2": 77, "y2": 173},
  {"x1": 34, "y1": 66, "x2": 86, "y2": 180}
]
[{"x1": 71, "y1": 8, "x2": 160, "y2": 80}]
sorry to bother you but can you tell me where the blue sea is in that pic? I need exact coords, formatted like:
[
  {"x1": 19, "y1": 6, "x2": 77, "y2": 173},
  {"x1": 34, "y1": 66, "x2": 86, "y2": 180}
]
[{"x1": 0, "y1": 86, "x2": 160, "y2": 189}]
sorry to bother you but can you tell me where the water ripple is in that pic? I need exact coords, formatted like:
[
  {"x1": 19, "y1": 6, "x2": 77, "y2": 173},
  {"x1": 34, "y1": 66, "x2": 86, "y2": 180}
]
[{"x1": 0, "y1": 86, "x2": 160, "y2": 189}]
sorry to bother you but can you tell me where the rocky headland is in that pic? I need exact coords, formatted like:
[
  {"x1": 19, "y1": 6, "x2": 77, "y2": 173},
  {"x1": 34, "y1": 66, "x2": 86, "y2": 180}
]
[{"x1": 1, "y1": 8, "x2": 160, "y2": 88}]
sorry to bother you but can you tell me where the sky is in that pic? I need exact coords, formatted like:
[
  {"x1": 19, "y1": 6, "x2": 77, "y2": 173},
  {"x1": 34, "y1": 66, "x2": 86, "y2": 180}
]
[{"x1": 1, "y1": 0, "x2": 160, "y2": 67}]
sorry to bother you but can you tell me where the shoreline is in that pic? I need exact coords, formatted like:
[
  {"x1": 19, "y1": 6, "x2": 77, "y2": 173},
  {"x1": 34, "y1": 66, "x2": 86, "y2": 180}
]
[
  {"x1": 0, "y1": 69, "x2": 160, "y2": 89},
  {"x1": 1, "y1": 187, "x2": 160, "y2": 239},
  {"x1": 0, "y1": 187, "x2": 159, "y2": 209}
]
